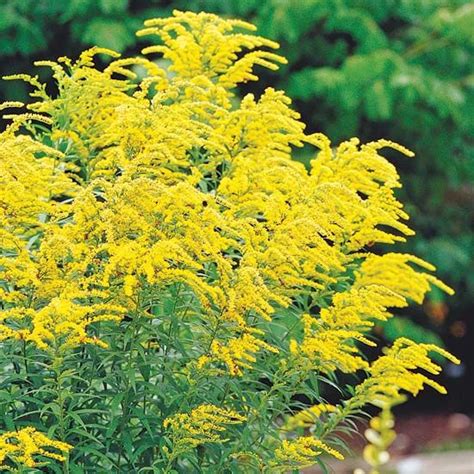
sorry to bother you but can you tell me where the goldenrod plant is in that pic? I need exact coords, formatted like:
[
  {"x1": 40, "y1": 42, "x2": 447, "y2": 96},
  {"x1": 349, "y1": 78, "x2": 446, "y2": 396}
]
[{"x1": 0, "y1": 10, "x2": 460, "y2": 473}]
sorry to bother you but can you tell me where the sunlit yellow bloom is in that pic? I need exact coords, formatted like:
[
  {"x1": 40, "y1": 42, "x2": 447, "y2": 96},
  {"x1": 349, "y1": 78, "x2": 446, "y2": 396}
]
[
  {"x1": 290, "y1": 314, "x2": 376, "y2": 373},
  {"x1": 0, "y1": 427, "x2": 71, "y2": 470},
  {"x1": 283, "y1": 404, "x2": 336, "y2": 431},
  {"x1": 354, "y1": 338, "x2": 460, "y2": 406},
  {"x1": 163, "y1": 404, "x2": 245, "y2": 458},
  {"x1": 198, "y1": 331, "x2": 278, "y2": 376},
  {"x1": 273, "y1": 436, "x2": 343, "y2": 469},
  {"x1": 137, "y1": 10, "x2": 286, "y2": 89}
]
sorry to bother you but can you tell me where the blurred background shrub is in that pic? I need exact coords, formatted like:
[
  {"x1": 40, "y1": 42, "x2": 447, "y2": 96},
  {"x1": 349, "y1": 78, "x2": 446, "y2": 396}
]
[{"x1": 1, "y1": 0, "x2": 472, "y2": 412}]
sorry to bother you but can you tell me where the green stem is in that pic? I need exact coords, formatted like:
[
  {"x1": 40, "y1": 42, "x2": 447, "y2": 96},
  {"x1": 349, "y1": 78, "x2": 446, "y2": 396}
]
[
  {"x1": 163, "y1": 456, "x2": 176, "y2": 474},
  {"x1": 320, "y1": 396, "x2": 361, "y2": 440},
  {"x1": 22, "y1": 337, "x2": 29, "y2": 376},
  {"x1": 163, "y1": 283, "x2": 183, "y2": 357},
  {"x1": 52, "y1": 351, "x2": 70, "y2": 474},
  {"x1": 117, "y1": 296, "x2": 142, "y2": 468}
]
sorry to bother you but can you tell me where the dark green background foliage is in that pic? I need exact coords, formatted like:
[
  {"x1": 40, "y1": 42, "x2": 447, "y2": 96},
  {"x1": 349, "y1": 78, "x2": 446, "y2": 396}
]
[{"x1": 1, "y1": 0, "x2": 472, "y2": 411}]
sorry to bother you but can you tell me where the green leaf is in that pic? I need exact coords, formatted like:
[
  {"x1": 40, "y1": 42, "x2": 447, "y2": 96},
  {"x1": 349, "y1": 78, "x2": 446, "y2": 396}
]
[{"x1": 122, "y1": 429, "x2": 135, "y2": 462}]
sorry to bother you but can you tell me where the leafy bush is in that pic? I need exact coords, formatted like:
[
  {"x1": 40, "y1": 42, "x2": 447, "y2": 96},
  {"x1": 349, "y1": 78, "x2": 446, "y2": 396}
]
[
  {"x1": 0, "y1": 11, "x2": 460, "y2": 473},
  {"x1": 1, "y1": 1, "x2": 472, "y2": 355}
]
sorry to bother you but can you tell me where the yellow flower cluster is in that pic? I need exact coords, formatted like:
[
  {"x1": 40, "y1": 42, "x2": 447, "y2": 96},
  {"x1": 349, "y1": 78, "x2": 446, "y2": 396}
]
[
  {"x1": 322, "y1": 253, "x2": 453, "y2": 330},
  {"x1": 289, "y1": 252, "x2": 455, "y2": 377},
  {"x1": 283, "y1": 403, "x2": 336, "y2": 431},
  {"x1": 137, "y1": 11, "x2": 286, "y2": 89},
  {"x1": 199, "y1": 330, "x2": 278, "y2": 376},
  {"x1": 163, "y1": 404, "x2": 246, "y2": 458},
  {"x1": 7, "y1": 297, "x2": 124, "y2": 351},
  {"x1": 0, "y1": 427, "x2": 72, "y2": 470},
  {"x1": 290, "y1": 314, "x2": 376, "y2": 373},
  {"x1": 0, "y1": 132, "x2": 72, "y2": 235},
  {"x1": 354, "y1": 338, "x2": 460, "y2": 406},
  {"x1": 273, "y1": 436, "x2": 344, "y2": 469}
]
